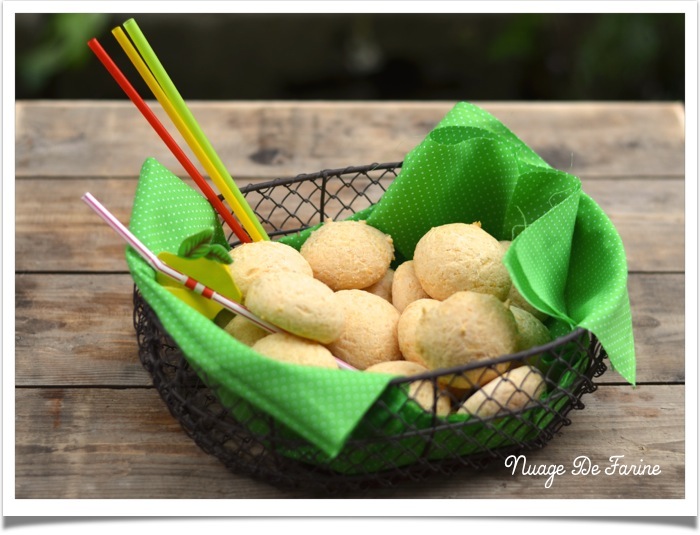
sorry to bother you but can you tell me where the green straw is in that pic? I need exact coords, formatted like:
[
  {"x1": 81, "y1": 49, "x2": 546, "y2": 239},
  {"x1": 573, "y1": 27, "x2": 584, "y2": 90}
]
[{"x1": 122, "y1": 18, "x2": 269, "y2": 241}]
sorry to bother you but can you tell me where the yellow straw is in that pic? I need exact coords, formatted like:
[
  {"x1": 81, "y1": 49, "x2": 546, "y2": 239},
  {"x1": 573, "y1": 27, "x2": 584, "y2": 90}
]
[
  {"x1": 119, "y1": 19, "x2": 269, "y2": 241},
  {"x1": 111, "y1": 27, "x2": 250, "y2": 236}
]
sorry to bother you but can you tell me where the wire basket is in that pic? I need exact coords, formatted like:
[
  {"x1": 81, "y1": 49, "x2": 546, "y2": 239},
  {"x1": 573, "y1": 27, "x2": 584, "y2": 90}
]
[{"x1": 133, "y1": 162, "x2": 608, "y2": 494}]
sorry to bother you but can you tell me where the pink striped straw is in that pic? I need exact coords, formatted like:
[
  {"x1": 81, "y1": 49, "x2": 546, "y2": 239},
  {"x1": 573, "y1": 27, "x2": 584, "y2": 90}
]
[
  {"x1": 81, "y1": 192, "x2": 356, "y2": 371},
  {"x1": 81, "y1": 192, "x2": 279, "y2": 332}
]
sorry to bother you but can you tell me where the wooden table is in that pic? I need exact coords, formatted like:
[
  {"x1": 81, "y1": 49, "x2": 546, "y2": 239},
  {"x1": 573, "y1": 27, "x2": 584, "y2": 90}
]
[{"x1": 14, "y1": 100, "x2": 687, "y2": 504}]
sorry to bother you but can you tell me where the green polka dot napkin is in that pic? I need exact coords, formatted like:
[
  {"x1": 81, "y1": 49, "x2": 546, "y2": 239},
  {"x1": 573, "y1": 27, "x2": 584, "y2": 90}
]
[
  {"x1": 126, "y1": 157, "x2": 394, "y2": 458},
  {"x1": 366, "y1": 101, "x2": 636, "y2": 385}
]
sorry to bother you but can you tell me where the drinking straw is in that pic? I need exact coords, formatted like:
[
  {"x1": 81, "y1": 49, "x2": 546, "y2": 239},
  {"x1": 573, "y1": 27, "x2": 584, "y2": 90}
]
[
  {"x1": 81, "y1": 192, "x2": 356, "y2": 371},
  {"x1": 82, "y1": 192, "x2": 273, "y2": 330},
  {"x1": 110, "y1": 26, "x2": 253, "y2": 242},
  {"x1": 121, "y1": 18, "x2": 269, "y2": 242},
  {"x1": 86, "y1": 38, "x2": 252, "y2": 244}
]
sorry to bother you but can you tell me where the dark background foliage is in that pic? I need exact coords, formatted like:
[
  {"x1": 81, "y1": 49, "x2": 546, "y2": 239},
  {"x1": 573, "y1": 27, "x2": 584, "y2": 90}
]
[{"x1": 15, "y1": 13, "x2": 685, "y2": 101}]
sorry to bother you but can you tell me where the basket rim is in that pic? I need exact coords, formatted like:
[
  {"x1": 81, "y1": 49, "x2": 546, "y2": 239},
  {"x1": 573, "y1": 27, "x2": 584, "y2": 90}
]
[{"x1": 237, "y1": 161, "x2": 404, "y2": 194}]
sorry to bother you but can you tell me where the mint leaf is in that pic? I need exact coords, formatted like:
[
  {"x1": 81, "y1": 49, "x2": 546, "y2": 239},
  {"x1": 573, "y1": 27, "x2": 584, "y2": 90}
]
[
  {"x1": 176, "y1": 228, "x2": 232, "y2": 264},
  {"x1": 178, "y1": 228, "x2": 215, "y2": 258},
  {"x1": 185, "y1": 243, "x2": 213, "y2": 259},
  {"x1": 206, "y1": 244, "x2": 233, "y2": 264}
]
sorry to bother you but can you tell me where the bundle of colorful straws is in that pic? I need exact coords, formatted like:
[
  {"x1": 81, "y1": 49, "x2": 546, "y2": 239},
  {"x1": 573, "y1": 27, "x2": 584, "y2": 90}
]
[{"x1": 87, "y1": 18, "x2": 267, "y2": 244}]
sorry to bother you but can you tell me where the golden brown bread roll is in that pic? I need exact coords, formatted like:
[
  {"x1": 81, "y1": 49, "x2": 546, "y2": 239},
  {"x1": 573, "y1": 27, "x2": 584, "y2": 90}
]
[
  {"x1": 300, "y1": 220, "x2": 394, "y2": 291},
  {"x1": 245, "y1": 271, "x2": 345, "y2": 344},
  {"x1": 413, "y1": 222, "x2": 511, "y2": 301},
  {"x1": 228, "y1": 240, "x2": 313, "y2": 299},
  {"x1": 414, "y1": 290, "x2": 519, "y2": 389},
  {"x1": 392, "y1": 260, "x2": 430, "y2": 312},
  {"x1": 223, "y1": 314, "x2": 269, "y2": 347},
  {"x1": 325, "y1": 289, "x2": 402, "y2": 369},
  {"x1": 252, "y1": 332, "x2": 338, "y2": 369},
  {"x1": 456, "y1": 365, "x2": 547, "y2": 418},
  {"x1": 365, "y1": 360, "x2": 451, "y2": 416},
  {"x1": 397, "y1": 298, "x2": 440, "y2": 367},
  {"x1": 364, "y1": 268, "x2": 394, "y2": 303}
]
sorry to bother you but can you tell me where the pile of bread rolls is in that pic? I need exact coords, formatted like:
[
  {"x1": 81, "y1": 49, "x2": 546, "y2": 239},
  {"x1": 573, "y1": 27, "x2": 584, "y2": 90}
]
[{"x1": 219, "y1": 219, "x2": 553, "y2": 419}]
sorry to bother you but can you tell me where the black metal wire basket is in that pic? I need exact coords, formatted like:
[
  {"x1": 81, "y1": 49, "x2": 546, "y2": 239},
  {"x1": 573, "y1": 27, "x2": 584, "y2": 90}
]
[{"x1": 133, "y1": 162, "x2": 608, "y2": 494}]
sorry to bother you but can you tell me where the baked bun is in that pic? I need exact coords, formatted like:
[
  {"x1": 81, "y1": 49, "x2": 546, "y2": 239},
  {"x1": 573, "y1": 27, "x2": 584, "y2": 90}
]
[
  {"x1": 456, "y1": 365, "x2": 546, "y2": 418},
  {"x1": 228, "y1": 240, "x2": 313, "y2": 299},
  {"x1": 300, "y1": 220, "x2": 394, "y2": 291},
  {"x1": 365, "y1": 360, "x2": 451, "y2": 416},
  {"x1": 325, "y1": 289, "x2": 401, "y2": 369},
  {"x1": 414, "y1": 290, "x2": 518, "y2": 389},
  {"x1": 391, "y1": 260, "x2": 430, "y2": 312},
  {"x1": 245, "y1": 271, "x2": 345, "y2": 344},
  {"x1": 364, "y1": 268, "x2": 394, "y2": 303},
  {"x1": 223, "y1": 314, "x2": 269, "y2": 347},
  {"x1": 252, "y1": 332, "x2": 338, "y2": 369},
  {"x1": 413, "y1": 222, "x2": 511, "y2": 301},
  {"x1": 397, "y1": 298, "x2": 440, "y2": 367}
]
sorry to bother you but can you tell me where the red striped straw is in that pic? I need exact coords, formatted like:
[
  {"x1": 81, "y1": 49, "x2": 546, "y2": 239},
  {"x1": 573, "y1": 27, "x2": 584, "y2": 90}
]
[
  {"x1": 81, "y1": 192, "x2": 356, "y2": 371},
  {"x1": 87, "y1": 38, "x2": 252, "y2": 244},
  {"x1": 82, "y1": 192, "x2": 275, "y2": 331}
]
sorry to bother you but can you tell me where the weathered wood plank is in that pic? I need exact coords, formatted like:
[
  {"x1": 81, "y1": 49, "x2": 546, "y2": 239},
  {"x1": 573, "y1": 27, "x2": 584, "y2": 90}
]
[
  {"x1": 14, "y1": 273, "x2": 683, "y2": 386},
  {"x1": 14, "y1": 176, "x2": 685, "y2": 273},
  {"x1": 626, "y1": 273, "x2": 686, "y2": 385},
  {"x1": 15, "y1": 178, "x2": 139, "y2": 273},
  {"x1": 15, "y1": 101, "x2": 685, "y2": 180},
  {"x1": 14, "y1": 273, "x2": 147, "y2": 386},
  {"x1": 14, "y1": 384, "x2": 684, "y2": 499},
  {"x1": 582, "y1": 178, "x2": 685, "y2": 273},
  {"x1": 14, "y1": 387, "x2": 297, "y2": 499}
]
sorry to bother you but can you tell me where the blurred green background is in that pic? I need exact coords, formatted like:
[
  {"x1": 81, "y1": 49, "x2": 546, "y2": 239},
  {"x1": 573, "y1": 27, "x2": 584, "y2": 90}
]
[{"x1": 15, "y1": 13, "x2": 685, "y2": 101}]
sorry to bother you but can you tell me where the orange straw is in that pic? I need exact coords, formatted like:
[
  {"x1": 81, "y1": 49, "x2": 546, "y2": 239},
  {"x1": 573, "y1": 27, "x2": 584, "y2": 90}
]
[{"x1": 87, "y1": 37, "x2": 252, "y2": 244}]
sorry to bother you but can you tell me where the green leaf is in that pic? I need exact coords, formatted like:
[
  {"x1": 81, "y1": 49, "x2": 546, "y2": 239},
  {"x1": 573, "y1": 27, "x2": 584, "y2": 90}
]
[
  {"x1": 178, "y1": 228, "x2": 214, "y2": 258},
  {"x1": 206, "y1": 244, "x2": 233, "y2": 264},
  {"x1": 186, "y1": 243, "x2": 213, "y2": 259}
]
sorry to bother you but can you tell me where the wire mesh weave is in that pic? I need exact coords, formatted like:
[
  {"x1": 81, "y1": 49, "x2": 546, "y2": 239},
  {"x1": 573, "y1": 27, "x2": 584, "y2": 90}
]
[{"x1": 133, "y1": 162, "x2": 608, "y2": 493}]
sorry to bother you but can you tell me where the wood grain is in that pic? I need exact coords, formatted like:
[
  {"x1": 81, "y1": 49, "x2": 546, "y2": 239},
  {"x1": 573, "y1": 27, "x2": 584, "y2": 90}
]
[
  {"x1": 581, "y1": 178, "x2": 684, "y2": 273},
  {"x1": 625, "y1": 273, "x2": 686, "y2": 385},
  {"x1": 15, "y1": 101, "x2": 685, "y2": 180},
  {"x1": 15, "y1": 273, "x2": 145, "y2": 387},
  {"x1": 15, "y1": 177, "x2": 139, "y2": 273},
  {"x1": 14, "y1": 385, "x2": 684, "y2": 499},
  {"x1": 14, "y1": 387, "x2": 298, "y2": 499}
]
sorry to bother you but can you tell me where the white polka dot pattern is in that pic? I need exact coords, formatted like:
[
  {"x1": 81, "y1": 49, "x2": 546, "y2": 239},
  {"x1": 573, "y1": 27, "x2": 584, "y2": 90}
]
[
  {"x1": 367, "y1": 102, "x2": 635, "y2": 385},
  {"x1": 126, "y1": 157, "x2": 395, "y2": 458}
]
